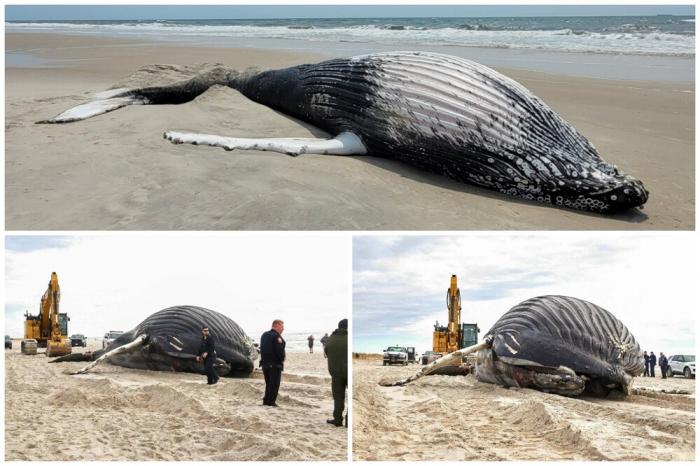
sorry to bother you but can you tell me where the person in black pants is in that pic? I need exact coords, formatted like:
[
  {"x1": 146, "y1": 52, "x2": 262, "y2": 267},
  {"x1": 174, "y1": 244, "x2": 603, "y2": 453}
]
[
  {"x1": 643, "y1": 351, "x2": 650, "y2": 376},
  {"x1": 659, "y1": 352, "x2": 669, "y2": 379},
  {"x1": 260, "y1": 319, "x2": 286, "y2": 407},
  {"x1": 649, "y1": 351, "x2": 657, "y2": 377},
  {"x1": 197, "y1": 326, "x2": 219, "y2": 385}
]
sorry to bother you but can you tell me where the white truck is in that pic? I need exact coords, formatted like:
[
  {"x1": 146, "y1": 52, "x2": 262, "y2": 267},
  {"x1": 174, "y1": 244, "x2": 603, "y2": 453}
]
[
  {"x1": 383, "y1": 345, "x2": 409, "y2": 366},
  {"x1": 102, "y1": 330, "x2": 124, "y2": 349},
  {"x1": 666, "y1": 354, "x2": 695, "y2": 379}
]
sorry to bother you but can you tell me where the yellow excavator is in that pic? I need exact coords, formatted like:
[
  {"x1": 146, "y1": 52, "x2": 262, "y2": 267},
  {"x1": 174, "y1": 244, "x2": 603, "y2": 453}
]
[
  {"x1": 433, "y1": 274, "x2": 479, "y2": 355},
  {"x1": 23, "y1": 272, "x2": 72, "y2": 357}
]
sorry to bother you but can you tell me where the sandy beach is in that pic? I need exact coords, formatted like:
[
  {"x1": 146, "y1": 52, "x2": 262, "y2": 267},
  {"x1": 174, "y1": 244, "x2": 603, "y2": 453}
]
[
  {"x1": 352, "y1": 358, "x2": 695, "y2": 460},
  {"x1": 5, "y1": 339, "x2": 346, "y2": 461},
  {"x1": 5, "y1": 33, "x2": 695, "y2": 230}
]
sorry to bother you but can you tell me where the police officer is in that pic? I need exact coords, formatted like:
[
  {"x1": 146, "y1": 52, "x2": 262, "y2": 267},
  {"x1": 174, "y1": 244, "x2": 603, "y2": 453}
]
[
  {"x1": 649, "y1": 351, "x2": 657, "y2": 377},
  {"x1": 659, "y1": 352, "x2": 669, "y2": 379},
  {"x1": 197, "y1": 326, "x2": 218, "y2": 385},
  {"x1": 260, "y1": 319, "x2": 285, "y2": 407},
  {"x1": 643, "y1": 351, "x2": 650, "y2": 376},
  {"x1": 324, "y1": 319, "x2": 347, "y2": 427}
]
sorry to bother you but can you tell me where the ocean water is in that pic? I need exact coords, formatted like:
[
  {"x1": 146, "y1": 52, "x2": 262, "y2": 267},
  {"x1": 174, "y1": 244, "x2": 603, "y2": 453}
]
[
  {"x1": 249, "y1": 331, "x2": 330, "y2": 353},
  {"x1": 6, "y1": 15, "x2": 695, "y2": 57}
]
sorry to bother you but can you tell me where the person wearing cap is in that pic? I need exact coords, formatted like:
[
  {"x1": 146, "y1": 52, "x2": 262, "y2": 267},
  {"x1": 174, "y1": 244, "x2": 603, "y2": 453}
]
[
  {"x1": 324, "y1": 319, "x2": 348, "y2": 427},
  {"x1": 196, "y1": 326, "x2": 219, "y2": 385},
  {"x1": 260, "y1": 319, "x2": 286, "y2": 407}
]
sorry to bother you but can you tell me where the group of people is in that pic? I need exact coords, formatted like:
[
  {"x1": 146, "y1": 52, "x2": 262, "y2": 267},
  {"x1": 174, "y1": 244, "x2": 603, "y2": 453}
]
[
  {"x1": 643, "y1": 350, "x2": 670, "y2": 379},
  {"x1": 197, "y1": 319, "x2": 348, "y2": 427},
  {"x1": 307, "y1": 333, "x2": 330, "y2": 355}
]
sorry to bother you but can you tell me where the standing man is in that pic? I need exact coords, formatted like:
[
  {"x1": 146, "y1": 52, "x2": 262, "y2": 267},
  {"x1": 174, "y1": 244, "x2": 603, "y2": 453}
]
[
  {"x1": 197, "y1": 326, "x2": 218, "y2": 385},
  {"x1": 643, "y1": 351, "x2": 650, "y2": 377},
  {"x1": 324, "y1": 319, "x2": 348, "y2": 427},
  {"x1": 260, "y1": 319, "x2": 285, "y2": 407},
  {"x1": 659, "y1": 352, "x2": 669, "y2": 379},
  {"x1": 649, "y1": 351, "x2": 657, "y2": 377},
  {"x1": 320, "y1": 333, "x2": 330, "y2": 358},
  {"x1": 307, "y1": 334, "x2": 315, "y2": 353}
]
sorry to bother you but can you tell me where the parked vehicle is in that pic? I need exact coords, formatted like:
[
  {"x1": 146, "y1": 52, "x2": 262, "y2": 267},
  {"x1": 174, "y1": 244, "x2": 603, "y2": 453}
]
[
  {"x1": 667, "y1": 354, "x2": 695, "y2": 379},
  {"x1": 5, "y1": 335, "x2": 12, "y2": 350},
  {"x1": 421, "y1": 350, "x2": 442, "y2": 365},
  {"x1": 383, "y1": 346, "x2": 409, "y2": 366},
  {"x1": 102, "y1": 330, "x2": 124, "y2": 349},
  {"x1": 406, "y1": 347, "x2": 417, "y2": 364},
  {"x1": 70, "y1": 334, "x2": 87, "y2": 347}
]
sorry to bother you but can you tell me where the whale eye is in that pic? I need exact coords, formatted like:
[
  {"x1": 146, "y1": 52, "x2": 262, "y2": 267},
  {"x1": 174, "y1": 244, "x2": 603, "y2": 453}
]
[{"x1": 610, "y1": 195, "x2": 618, "y2": 201}]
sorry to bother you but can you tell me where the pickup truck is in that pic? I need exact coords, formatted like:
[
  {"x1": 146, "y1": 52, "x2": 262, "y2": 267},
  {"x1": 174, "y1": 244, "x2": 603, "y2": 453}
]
[
  {"x1": 666, "y1": 354, "x2": 695, "y2": 379},
  {"x1": 70, "y1": 334, "x2": 87, "y2": 347},
  {"x1": 383, "y1": 346, "x2": 409, "y2": 366}
]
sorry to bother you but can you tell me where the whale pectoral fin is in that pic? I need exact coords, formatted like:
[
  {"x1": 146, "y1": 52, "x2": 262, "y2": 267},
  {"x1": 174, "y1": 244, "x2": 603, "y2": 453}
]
[
  {"x1": 72, "y1": 334, "x2": 147, "y2": 375},
  {"x1": 164, "y1": 131, "x2": 367, "y2": 156},
  {"x1": 36, "y1": 88, "x2": 144, "y2": 124},
  {"x1": 379, "y1": 340, "x2": 491, "y2": 387}
]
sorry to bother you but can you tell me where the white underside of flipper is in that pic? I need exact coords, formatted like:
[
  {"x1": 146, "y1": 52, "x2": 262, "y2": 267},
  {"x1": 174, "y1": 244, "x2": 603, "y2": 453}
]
[
  {"x1": 72, "y1": 334, "x2": 147, "y2": 375},
  {"x1": 37, "y1": 88, "x2": 142, "y2": 123},
  {"x1": 164, "y1": 130, "x2": 367, "y2": 156}
]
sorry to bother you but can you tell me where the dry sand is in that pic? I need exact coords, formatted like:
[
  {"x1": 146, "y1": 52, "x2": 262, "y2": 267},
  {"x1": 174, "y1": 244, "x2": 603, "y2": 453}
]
[
  {"x1": 353, "y1": 359, "x2": 695, "y2": 461},
  {"x1": 5, "y1": 339, "x2": 347, "y2": 461},
  {"x1": 5, "y1": 33, "x2": 695, "y2": 230}
]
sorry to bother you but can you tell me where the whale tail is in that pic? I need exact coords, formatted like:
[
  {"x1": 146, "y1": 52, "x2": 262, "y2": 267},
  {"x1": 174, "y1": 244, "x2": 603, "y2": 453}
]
[{"x1": 36, "y1": 66, "x2": 245, "y2": 124}]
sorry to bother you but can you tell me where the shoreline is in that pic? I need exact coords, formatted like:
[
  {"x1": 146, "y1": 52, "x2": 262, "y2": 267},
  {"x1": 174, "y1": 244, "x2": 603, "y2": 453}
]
[
  {"x1": 5, "y1": 30, "x2": 694, "y2": 82},
  {"x1": 5, "y1": 33, "x2": 695, "y2": 230}
]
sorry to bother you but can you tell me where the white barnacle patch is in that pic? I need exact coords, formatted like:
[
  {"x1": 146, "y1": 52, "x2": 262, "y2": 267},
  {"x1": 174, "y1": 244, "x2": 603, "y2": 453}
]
[{"x1": 169, "y1": 341, "x2": 183, "y2": 351}]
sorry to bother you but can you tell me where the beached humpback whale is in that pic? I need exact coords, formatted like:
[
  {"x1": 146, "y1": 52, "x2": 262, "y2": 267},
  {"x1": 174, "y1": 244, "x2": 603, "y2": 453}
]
[
  {"x1": 381, "y1": 295, "x2": 644, "y2": 396},
  {"x1": 38, "y1": 51, "x2": 648, "y2": 213},
  {"x1": 51, "y1": 305, "x2": 258, "y2": 377}
]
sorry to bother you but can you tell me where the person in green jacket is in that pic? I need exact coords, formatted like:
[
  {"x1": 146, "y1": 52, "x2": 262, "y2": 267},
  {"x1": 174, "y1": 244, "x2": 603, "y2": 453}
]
[{"x1": 324, "y1": 318, "x2": 347, "y2": 427}]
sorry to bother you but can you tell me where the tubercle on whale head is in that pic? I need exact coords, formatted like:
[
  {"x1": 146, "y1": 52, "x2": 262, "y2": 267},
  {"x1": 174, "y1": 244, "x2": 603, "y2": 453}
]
[{"x1": 587, "y1": 177, "x2": 649, "y2": 213}]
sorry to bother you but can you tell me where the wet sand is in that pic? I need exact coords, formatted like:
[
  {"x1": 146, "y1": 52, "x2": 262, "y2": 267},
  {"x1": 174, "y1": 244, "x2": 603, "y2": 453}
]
[
  {"x1": 5, "y1": 33, "x2": 695, "y2": 230},
  {"x1": 5, "y1": 339, "x2": 346, "y2": 461},
  {"x1": 353, "y1": 359, "x2": 695, "y2": 461}
]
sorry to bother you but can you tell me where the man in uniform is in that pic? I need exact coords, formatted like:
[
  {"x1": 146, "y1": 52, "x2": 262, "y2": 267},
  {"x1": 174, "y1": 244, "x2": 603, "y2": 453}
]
[
  {"x1": 659, "y1": 352, "x2": 669, "y2": 379},
  {"x1": 260, "y1": 319, "x2": 286, "y2": 407},
  {"x1": 324, "y1": 318, "x2": 347, "y2": 427},
  {"x1": 649, "y1": 351, "x2": 657, "y2": 377},
  {"x1": 197, "y1": 326, "x2": 218, "y2": 385},
  {"x1": 320, "y1": 333, "x2": 330, "y2": 358},
  {"x1": 643, "y1": 351, "x2": 650, "y2": 376}
]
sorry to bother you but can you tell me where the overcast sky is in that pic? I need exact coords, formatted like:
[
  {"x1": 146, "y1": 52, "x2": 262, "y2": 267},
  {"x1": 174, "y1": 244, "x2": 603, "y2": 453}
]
[
  {"x1": 353, "y1": 234, "x2": 696, "y2": 357},
  {"x1": 5, "y1": 5, "x2": 694, "y2": 21},
  {"x1": 5, "y1": 235, "x2": 349, "y2": 340}
]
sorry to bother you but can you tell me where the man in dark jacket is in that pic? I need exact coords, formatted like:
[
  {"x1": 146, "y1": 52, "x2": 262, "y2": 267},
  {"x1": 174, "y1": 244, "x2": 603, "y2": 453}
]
[
  {"x1": 324, "y1": 319, "x2": 347, "y2": 427},
  {"x1": 659, "y1": 352, "x2": 669, "y2": 379},
  {"x1": 197, "y1": 327, "x2": 218, "y2": 385},
  {"x1": 260, "y1": 319, "x2": 285, "y2": 407},
  {"x1": 649, "y1": 351, "x2": 657, "y2": 377},
  {"x1": 643, "y1": 351, "x2": 650, "y2": 376}
]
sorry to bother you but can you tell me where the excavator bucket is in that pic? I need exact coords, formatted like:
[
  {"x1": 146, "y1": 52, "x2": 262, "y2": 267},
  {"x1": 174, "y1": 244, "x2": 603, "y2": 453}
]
[{"x1": 46, "y1": 339, "x2": 72, "y2": 357}]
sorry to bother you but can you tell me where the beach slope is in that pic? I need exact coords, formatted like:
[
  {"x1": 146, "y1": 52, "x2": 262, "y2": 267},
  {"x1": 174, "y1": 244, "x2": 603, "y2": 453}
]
[
  {"x1": 353, "y1": 359, "x2": 695, "y2": 460},
  {"x1": 5, "y1": 33, "x2": 694, "y2": 229},
  {"x1": 5, "y1": 340, "x2": 346, "y2": 461}
]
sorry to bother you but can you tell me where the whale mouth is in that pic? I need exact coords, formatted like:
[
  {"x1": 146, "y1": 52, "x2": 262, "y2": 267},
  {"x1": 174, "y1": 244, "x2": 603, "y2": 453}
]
[{"x1": 592, "y1": 177, "x2": 649, "y2": 213}]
